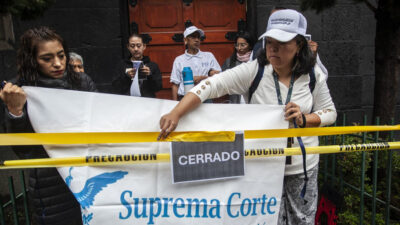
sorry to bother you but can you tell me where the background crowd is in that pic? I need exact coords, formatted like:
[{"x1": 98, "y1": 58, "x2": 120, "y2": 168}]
[{"x1": 0, "y1": 7, "x2": 336, "y2": 225}]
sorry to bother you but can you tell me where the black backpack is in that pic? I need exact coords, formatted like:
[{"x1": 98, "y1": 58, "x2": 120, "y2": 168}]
[{"x1": 248, "y1": 64, "x2": 316, "y2": 103}]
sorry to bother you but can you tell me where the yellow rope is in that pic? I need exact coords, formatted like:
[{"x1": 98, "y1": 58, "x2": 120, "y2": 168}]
[
  {"x1": 0, "y1": 125, "x2": 398, "y2": 146},
  {"x1": 0, "y1": 131, "x2": 235, "y2": 145},
  {"x1": 244, "y1": 125, "x2": 400, "y2": 139},
  {"x1": 2, "y1": 142, "x2": 398, "y2": 169}
]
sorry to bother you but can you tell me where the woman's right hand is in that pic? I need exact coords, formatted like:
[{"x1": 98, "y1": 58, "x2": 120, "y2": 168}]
[
  {"x1": 158, "y1": 112, "x2": 180, "y2": 140},
  {"x1": 158, "y1": 93, "x2": 203, "y2": 140},
  {"x1": 0, "y1": 82, "x2": 27, "y2": 116}
]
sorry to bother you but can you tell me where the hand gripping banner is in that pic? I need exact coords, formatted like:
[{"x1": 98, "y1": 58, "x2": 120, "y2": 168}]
[{"x1": 20, "y1": 87, "x2": 289, "y2": 225}]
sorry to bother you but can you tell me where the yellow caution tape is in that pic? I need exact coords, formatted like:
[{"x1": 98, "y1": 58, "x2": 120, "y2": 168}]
[
  {"x1": 2, "y1": 142, "x2": 399, "y2": 169},
  {"x1": 244, "y1": 125, "x2": 400, "y2": 139},
  {"x1": 0, "y1": 125, "x2": 398, "y2": 146},
  {"x1": 0, "y1": 131, "x2": 235, "y2": 146}
]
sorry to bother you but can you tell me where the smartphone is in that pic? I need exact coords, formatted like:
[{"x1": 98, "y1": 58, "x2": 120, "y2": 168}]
[
  {"x1": 304, "y1": 34, "x2": 312, "y2": 41},
  {"x1": 138, "y1": 64, "x2": 147, "y2": 80},
  {"x1": 131, "y1": 61, "x2": 147, "y2": 80}
]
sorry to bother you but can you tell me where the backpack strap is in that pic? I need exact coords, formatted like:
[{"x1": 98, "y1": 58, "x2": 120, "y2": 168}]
[
  {"x1": 248, "y1": 63, "x2": 265, "y2": 103},
  {"x1": 249, "y1": 65, "x2": 316, "y2": 102},
  {"x1": 309, "y1": 67, "x2": 316, "y2": 93}
]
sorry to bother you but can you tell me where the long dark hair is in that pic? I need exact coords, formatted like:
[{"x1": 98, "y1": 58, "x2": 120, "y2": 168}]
[
  {"x1": 229, "y1": 31, "x2": 255, "y2": 68},
  {"x1": 16, "y1": 26, "x2": 81, "y2": 87},
  {"x1": 257, "y1": 35, "x2": 316, "y2": 77}
]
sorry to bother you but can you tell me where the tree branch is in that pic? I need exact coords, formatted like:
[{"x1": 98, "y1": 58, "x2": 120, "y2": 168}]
[{"x1": 364, "y1": 0, "x2": 377, "y2": 13}]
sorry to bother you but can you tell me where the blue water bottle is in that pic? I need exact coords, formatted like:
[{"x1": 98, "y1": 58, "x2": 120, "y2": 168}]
[{"x1": 182, "y1": 67, "x2": 194, "y2": 94}]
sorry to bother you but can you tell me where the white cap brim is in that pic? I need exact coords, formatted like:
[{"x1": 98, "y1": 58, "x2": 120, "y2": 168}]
[
  {"x1": 258, "y1": 29, "x2": 297, "y2": 42},
  {"x1": 184, "y1": 29, "x2": 205, "y2": 38}
]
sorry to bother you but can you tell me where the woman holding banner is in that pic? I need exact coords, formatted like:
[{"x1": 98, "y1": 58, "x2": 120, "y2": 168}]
[
  {"x1": 0, "y1": 27, "x2": 96, "y2": 225},
  {"x1": 159, "y1": 9, "x2": 336, "y2": 225}
]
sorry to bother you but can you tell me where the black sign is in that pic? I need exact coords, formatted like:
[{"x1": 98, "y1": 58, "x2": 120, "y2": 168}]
[{"x1": 171, "y1": 133, "x2": 244, "y2": 183}]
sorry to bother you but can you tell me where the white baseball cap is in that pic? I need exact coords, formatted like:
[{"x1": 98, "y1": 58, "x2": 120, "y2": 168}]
[
  {"x1": 184, "y1": 26, "x2": 205, "y2": 38},
  {"x1": 259, "y1": 9, "x2": 307, "y2": 42}
]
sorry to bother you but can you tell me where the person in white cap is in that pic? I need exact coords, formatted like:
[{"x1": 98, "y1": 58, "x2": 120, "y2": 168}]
[
  {"x1": 158, "y1": 9, "x2": 337, "y2": 225},
  {"x1": 170, "y1": 25, "x2": 221, "y2": 100},
  {"x1": 251, "y1": 7, "x2": 328, "y2": 79}
]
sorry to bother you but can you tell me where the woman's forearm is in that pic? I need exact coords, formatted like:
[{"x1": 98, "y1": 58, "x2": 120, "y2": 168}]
[
  {"x1": 304, "y1": 113, "x2": 321, "y2": 127},
  {"x1": 173, "y1": 93, "x2": 202, "y2": 117}
]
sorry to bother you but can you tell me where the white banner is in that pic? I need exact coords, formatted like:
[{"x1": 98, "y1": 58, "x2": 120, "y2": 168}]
[{"x1": 24, "y1": 87, "x2": 288, "y2": 225}]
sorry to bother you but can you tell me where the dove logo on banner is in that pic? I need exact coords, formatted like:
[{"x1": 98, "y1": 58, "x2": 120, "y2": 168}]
[
  {"x1": 24, "y1": 87, "x2": 288, "y2": 225},
  {"x1": 66, "y1": 167, "x2": 128, "y2": 209},
  {"x1": 65, "y1": 167, "x2": 128, "y2": 224}
]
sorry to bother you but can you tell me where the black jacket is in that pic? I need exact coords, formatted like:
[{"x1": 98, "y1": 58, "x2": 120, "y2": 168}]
[
  {"x1": 222, "y1": 56, "x2": 243, "y2": 71},
  {"x1": 5, "y1": 72, "x2": 97, "y2": 225},
  {"x1": 112, "y1": 56, "x2": 162, "y2": 97}
]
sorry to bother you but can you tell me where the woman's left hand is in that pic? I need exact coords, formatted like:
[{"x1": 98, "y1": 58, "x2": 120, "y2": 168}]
[{"x1": 285, "y1": 102, "x2": 304, "y2": 127}]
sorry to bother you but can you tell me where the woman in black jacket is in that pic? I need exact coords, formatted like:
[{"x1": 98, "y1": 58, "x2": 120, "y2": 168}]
[
  {"x1": 0, "y1": 26, "x2": 97, "y2": 225},
  {"x1": 221, "y1": 31, "x2": 255, "y2": 103}
]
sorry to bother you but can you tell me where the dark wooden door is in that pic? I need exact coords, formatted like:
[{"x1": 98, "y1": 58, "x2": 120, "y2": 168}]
[{"x1": 129, "y1": 0, "x2": 246, "y2": 99}]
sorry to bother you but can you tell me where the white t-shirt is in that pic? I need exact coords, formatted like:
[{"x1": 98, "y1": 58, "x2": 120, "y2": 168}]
[
  {"x1": 190, "y1": 60, "x2": 337, "y2": 175},
  {"x1": 170, "y1": 50, "x2": 221, "y2": 96}
]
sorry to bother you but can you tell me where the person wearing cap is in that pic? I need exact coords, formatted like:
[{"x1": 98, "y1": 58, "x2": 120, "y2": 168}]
[
  {"x1": 251, "y1": 7, "x2": 329, "y2": 79},
  {"x1": 158, "y1": 9, "x2": 336, "y2": 225},
  {"x1": 170, "y1": 26, "x2": 221, "y2": 100}
]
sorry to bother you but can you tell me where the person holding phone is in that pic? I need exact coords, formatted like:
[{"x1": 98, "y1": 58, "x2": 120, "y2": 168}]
[{"x1": 112, "y1": 33, "x2": 162, "y2": 97}]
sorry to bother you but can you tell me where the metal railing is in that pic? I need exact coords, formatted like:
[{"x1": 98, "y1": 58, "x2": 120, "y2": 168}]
[
  {"x1": 319, "y1": 114, "x2": 399, "y2": 225},
  {"x1": 0, "y1": 170, "x2": 30, "y2": 225}
]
